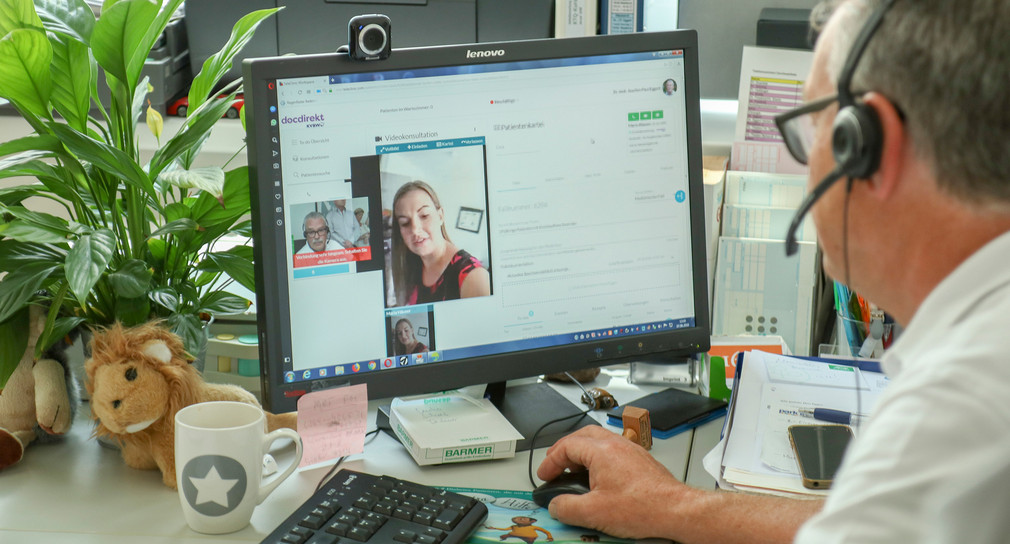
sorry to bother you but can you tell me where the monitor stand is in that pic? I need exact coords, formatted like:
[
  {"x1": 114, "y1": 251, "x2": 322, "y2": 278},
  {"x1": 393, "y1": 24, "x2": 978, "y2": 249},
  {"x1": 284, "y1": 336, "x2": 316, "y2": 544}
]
[
  {"x1": 484, "y1": 381, "x2": 598, "y2": 452},
  {"x1": 375, "y1": 381, "x2": 598, "y2": 452}
]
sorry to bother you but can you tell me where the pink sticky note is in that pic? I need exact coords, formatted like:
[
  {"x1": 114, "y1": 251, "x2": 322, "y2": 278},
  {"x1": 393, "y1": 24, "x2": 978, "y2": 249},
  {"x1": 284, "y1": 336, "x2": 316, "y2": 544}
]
[{"x1": 296, "y1": 384, "x2": 368, "y2": 467}]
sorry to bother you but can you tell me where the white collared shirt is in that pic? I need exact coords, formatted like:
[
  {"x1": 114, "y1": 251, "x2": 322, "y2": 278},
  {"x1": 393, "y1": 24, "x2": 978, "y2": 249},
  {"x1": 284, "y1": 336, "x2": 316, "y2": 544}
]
[{"x1": 795, "y1": 230, "x2": 1010, "y2": 543}]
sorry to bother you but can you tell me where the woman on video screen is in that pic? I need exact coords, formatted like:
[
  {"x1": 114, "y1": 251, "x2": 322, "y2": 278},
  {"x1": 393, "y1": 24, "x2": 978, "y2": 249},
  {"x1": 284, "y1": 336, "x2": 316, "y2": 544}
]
[
  {"x1": 393, "y1": 318, "x2": 428, "y2": 355},
  {"x1": 391, "y1": 180, "x2": 490, "y2": 305}
]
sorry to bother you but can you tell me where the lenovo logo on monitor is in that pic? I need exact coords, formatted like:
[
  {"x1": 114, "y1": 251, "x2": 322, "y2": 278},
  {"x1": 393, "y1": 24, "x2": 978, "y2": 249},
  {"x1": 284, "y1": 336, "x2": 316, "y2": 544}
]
[{"x1": 465, "y1": 48, "x2": 505, "y2": 59}]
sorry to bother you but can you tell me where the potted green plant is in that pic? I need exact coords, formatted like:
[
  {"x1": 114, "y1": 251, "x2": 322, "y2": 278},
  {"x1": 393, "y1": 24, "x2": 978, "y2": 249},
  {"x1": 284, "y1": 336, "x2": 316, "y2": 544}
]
[{"x1": 0, "y1": 0, "x2": 280, "y2": 388}]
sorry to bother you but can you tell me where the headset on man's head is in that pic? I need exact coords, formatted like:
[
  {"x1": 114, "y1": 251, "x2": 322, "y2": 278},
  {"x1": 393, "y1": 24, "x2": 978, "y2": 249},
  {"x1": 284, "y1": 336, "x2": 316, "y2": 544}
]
[{"x1": 785, "y1": 0, "x2": 896, "y2": 257}]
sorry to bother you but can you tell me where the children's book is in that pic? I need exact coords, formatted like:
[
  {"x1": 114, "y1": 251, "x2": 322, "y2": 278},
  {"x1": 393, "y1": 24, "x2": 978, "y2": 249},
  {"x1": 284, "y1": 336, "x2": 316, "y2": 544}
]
[{"x1": 441, "y1": 486, "x2": 668, "y2": 544}]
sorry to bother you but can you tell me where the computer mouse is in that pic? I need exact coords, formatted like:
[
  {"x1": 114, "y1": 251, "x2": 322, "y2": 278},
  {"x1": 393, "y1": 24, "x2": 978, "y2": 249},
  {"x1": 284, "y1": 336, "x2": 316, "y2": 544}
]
[{"x1": 532, "y1": 470, "x2": 592, "y2": 508}]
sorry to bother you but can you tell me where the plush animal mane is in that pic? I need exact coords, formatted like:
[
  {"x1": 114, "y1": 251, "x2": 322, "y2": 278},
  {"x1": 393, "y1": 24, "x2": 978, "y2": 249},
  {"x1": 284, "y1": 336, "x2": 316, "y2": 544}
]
[{"x1": 85, "y1": 321, "x2": 201, "y2": 440}]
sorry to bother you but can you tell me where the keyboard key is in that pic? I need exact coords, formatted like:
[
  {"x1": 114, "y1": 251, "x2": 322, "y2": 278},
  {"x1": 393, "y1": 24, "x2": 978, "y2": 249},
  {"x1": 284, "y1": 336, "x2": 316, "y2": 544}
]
[
  {"x1": 280, "y1": 533, "x2": 307, "y2": 544},
  {"x1": 347, "y1": 526, "x2": 373, "y2": 542},
  {"x1": 413, "y1": 511, "x2": 436, "y2": 525},
  {"x1": 311, "y1": 507, "x2": 334, "y2": 520},
  {"x1": 417, "y1": 534, "x2": 438, "y2": 544},
  {"x1": 318, "y1": 499, "x2": 341, "y2": 515},
  {"x1": 299, "y1": 514, "x2": 325, "y2": 530},
  {"x1": 354, "y1": 494, "x2": 379, "y2": 510},
  {"x1": 393, "y1": 505, "x2": 417, "y2": 520},
  {"x1": 423, "y1": 527, "x2": 447, "y2": 543},
  {"x1": 433, "y1": 509, "x2": 461, "y2": 530},
  {"x1": 394, "y1": 529, "x2": 417, "y2": 543},
  {"x1": 306, "y1": 534, "x2": 340, "y2": 544},
  {"x1": 325, "y1": 521, "x2": 351, "y2": 536}
]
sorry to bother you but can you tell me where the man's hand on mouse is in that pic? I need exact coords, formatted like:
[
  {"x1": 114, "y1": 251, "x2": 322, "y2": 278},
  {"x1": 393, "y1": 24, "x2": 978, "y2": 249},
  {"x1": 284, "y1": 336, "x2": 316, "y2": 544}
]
[{"x1": 536, "y1": 425, "x2": 699, "y2": 540}]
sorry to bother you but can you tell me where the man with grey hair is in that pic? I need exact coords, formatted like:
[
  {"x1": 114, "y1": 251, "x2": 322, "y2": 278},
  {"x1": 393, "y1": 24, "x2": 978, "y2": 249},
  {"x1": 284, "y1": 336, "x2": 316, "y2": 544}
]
[
  {"x1": 297, "y1": 210, "x2": 341, "y2": 254},
  {"x1": 535, "y1": 0, "x2": 1010, "y2": 542}
]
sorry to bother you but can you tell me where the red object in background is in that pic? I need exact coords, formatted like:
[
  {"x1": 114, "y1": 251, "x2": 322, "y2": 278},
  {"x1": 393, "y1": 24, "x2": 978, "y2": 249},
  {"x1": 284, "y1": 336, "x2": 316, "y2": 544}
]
[{"x1": 166, "y1": 93, "x2": 244, "y2": 118}]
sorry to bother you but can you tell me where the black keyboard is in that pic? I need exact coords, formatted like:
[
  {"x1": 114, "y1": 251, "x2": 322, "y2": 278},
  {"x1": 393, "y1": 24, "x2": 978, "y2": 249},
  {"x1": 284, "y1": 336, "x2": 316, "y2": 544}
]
[{"x1": 263, "y1": 469, "x2": 488, "y2": 544}]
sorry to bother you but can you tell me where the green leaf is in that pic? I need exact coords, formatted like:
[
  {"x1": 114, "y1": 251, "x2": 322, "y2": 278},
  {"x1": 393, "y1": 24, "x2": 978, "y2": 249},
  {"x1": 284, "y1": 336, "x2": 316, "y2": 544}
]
[
  {"x1": 0, "y1": 150, "x2": 56, "y2": 178},
  {"x1": 0, "y1": 308, "x2": 30, "y2": 389},
  {"x1": 34, "y1": 0, "x2": 96, "y2": 44},
  {"x1": 49, "y1": 31, "x2": 94, "y2": 132},
  {"x1": 165, "y1": 311, "x2": 204, "y2": 359},
  {"x1": 199, "y1": 247, "x2": 255, "y2": 293},
  {"x1": 0, "y1": 240, "x2": 66, "y2": 272},
  {"x1": 89, "y1": 0, "x2": 158, "y2": 88},
  {"x1": 35, "y1": 315, "x2": 87, "y2": 360},
  {"x1": 2, "y1": 159, "x2": 86, "y2": 206},
  {"x1": 148, "y1": 217, "x2": 197, "y2": 239},
  {"x1": 0, "y1": 134, "x2": 60, "y2": 158},
  {"x1": 158, "y1": 166, "x2": 225, "y2": 199},
  {"x1": 191, "y1": 166, "x2": 250, "y2": 229},
  {"x1": 107, "y1": 258, "x2": 151, "y2": 298},
  {"x1": 149, "y1": 286, "x2": 179, "y2": 312},
  {"x1": 0, "y1": 262, "x2": 58, "y2": 323},
  {"x1": 188, "y1": 7, "x2": 280, "y2": 115},
  {"x1": 0, "y1": 220, "x2": 69, "y2": 243},
  {"x1": 49, "y1": 123, "x2": 156, "y2": 201},
  {"x1": 148, "y1": 95, "x2": 233, "y2": 178},
  {"x1": 146, "y1": 237, "x2": 166, "y2": 262},
  {"x1": 0, "y1": 185, "x2": 40, "y2": 205},
  {"x1": 130, "y1": 74, "x2": 149, "y2": 127},
  {"x1": 198, "y1": 290, "x2": 249, "y2": 316},
  {"x1": 114, "y1": 293, "x2": 149, "y2": 326},
  {"x1": 163, "y1": 202, "x2": 190, "y2": 222},
  {"x1": 0, "y1": 28, "x2": 53, "y2": 119},
  {"x1": 65, "y1": 228, "x2": 116, "y2": 306},
  {"x1": 0, "y1": 0, "x2": 44, "y2": 35},
  {"x1": 1, "y1": 204, "x2": 72, "y2": 234}
]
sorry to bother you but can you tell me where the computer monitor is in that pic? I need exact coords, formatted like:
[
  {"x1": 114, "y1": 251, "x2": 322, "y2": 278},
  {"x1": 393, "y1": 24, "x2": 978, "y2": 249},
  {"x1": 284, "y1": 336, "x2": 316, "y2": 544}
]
[{"x1": 243, "y1": 31, "x2": 710, "y2": 441}]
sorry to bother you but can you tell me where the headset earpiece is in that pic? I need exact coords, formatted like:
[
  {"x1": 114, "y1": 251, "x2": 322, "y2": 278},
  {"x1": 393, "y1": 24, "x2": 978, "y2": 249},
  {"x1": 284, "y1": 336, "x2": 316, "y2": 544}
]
[{"x1": 831, "y1": 102, "x2": 883, "y2": 180}]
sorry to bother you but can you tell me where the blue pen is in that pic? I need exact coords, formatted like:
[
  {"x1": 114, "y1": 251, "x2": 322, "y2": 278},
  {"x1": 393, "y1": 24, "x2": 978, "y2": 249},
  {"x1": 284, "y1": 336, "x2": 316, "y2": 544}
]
[{"x1": 798, "y1": 408, "x2": 869, "y2": 425}]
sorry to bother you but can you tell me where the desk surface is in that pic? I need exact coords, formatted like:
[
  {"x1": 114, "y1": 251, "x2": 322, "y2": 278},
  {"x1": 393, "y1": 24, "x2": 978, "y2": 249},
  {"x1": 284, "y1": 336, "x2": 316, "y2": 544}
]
[{"x1": 0, "y1": 369, "x2": 723, "y2": 543}]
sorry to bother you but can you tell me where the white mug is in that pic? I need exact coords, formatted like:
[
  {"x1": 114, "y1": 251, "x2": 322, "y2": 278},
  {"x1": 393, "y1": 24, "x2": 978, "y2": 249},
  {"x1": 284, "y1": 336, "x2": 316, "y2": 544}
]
[{"x1": 175, "y1": 401, "x2": 302, "y2": 534}]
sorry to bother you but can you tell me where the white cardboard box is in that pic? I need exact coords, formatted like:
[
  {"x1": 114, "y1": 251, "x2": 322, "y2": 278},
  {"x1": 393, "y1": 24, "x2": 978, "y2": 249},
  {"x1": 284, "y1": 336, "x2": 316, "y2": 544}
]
[{"x1": 389, "y1": 394, "x2": 523, "y2": 466}]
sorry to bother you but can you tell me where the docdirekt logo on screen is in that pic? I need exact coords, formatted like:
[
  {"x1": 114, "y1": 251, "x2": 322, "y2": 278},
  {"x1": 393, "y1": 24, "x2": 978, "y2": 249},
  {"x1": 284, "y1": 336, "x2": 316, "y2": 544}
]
[{"x1": 281, "y1": 113, "x2": 325, "y2": 128}]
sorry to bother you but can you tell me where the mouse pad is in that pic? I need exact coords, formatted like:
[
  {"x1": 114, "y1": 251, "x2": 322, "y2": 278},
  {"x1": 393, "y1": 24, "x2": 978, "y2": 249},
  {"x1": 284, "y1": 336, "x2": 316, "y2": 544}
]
[
  {"x1": 444, "y1": 486, "x2": 649, "y2": 544},
  {"x1": 606, "y1": 387, "x2": 727, "y2": 433}
]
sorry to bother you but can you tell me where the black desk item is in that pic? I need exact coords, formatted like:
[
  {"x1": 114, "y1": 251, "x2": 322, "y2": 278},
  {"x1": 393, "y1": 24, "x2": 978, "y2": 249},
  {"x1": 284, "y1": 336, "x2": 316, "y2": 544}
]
[
  {"x1": 262, "y1": 469, "x2": 488, "y2": 544},
  {"x1": 606, "y1": 388, "x2": 728, "y2": 438}
]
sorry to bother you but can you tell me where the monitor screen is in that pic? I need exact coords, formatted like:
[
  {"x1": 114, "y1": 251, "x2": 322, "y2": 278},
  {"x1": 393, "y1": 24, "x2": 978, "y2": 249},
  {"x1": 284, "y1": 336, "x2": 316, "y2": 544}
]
[{"x1": 244, "y1": 31, "x2": 710, "y2": 416}]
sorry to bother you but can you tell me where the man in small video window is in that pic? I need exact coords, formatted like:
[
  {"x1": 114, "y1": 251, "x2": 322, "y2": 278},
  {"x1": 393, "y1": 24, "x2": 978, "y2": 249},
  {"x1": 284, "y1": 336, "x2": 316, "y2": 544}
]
[
  {"x1": 662, "y1": 78, "x2": 677, "y2": 95},
  {"x1": 298, "y1": 211, "x2": 341, "y2": 254}
]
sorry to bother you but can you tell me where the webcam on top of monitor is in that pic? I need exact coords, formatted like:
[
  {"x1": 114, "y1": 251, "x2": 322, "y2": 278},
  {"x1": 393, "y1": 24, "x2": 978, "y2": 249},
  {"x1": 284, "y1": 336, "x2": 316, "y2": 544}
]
[{"x1": 346, "y1": 14, "x2": 391, "y2": 61}]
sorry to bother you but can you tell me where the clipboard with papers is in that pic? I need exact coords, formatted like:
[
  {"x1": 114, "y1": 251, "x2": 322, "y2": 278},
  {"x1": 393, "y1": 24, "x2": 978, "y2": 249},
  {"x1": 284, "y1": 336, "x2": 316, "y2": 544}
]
[{"x1": 701, "y1": 350, "x2": 889, "y2": 497}]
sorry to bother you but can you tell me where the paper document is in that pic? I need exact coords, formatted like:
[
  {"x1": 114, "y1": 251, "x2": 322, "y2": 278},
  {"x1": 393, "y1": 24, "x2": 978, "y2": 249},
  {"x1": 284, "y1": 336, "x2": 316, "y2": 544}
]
[
  {"x1": 711, "y1": 237, "x2": 818, "y2": 355},
  {"x1": 709, "y1": 350, "x2": 888, "y2": 496},
  {"x1": 296, "y1": 384, "x2": 369, "y2": 468},
  {"x1": 729, "y1": 46, "x2": 814, "y2": 174}
]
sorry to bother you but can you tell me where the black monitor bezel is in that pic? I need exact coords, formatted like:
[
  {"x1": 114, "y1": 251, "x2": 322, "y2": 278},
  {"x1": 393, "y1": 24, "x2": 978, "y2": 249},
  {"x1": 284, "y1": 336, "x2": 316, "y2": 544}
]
[{"x1": 244, "y1": 31, "x2": 710, "y2": 413}]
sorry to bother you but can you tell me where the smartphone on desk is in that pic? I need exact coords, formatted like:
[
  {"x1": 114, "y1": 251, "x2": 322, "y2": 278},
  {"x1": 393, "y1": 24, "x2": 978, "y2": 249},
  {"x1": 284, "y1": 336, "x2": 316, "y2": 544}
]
[{"x1": 788, "y1": 424, "x2": 854, "y2": 489}]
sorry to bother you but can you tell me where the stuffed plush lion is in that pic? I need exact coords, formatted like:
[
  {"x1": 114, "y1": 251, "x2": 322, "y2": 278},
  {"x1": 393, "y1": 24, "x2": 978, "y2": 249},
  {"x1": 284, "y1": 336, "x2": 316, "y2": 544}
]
[{"x1": 84, "y1": 321, "x2": 297, "y2": 488}]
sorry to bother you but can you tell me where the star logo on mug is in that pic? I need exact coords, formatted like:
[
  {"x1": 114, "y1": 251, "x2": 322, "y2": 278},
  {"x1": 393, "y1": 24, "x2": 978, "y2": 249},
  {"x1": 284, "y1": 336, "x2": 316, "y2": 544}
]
[{"x1": 181, "y1": 455, "x2": 248, "y2": 516}]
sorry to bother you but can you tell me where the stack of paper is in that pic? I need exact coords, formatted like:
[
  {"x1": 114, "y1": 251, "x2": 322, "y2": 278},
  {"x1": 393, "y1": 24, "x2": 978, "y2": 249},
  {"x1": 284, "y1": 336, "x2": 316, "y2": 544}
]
[
  {"x1": 389, "y1": 394, "x2": 523, "y2": 466},
  {"x1": 703, "y1": 350, "x2": 889, "y2": 496}
]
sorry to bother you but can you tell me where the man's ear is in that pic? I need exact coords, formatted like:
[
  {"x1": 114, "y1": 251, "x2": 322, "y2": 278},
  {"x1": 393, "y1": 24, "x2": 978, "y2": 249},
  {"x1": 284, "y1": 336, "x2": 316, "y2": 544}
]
[{"x1": 863, "y1": 91, "x2": 907, "y2": 200}]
